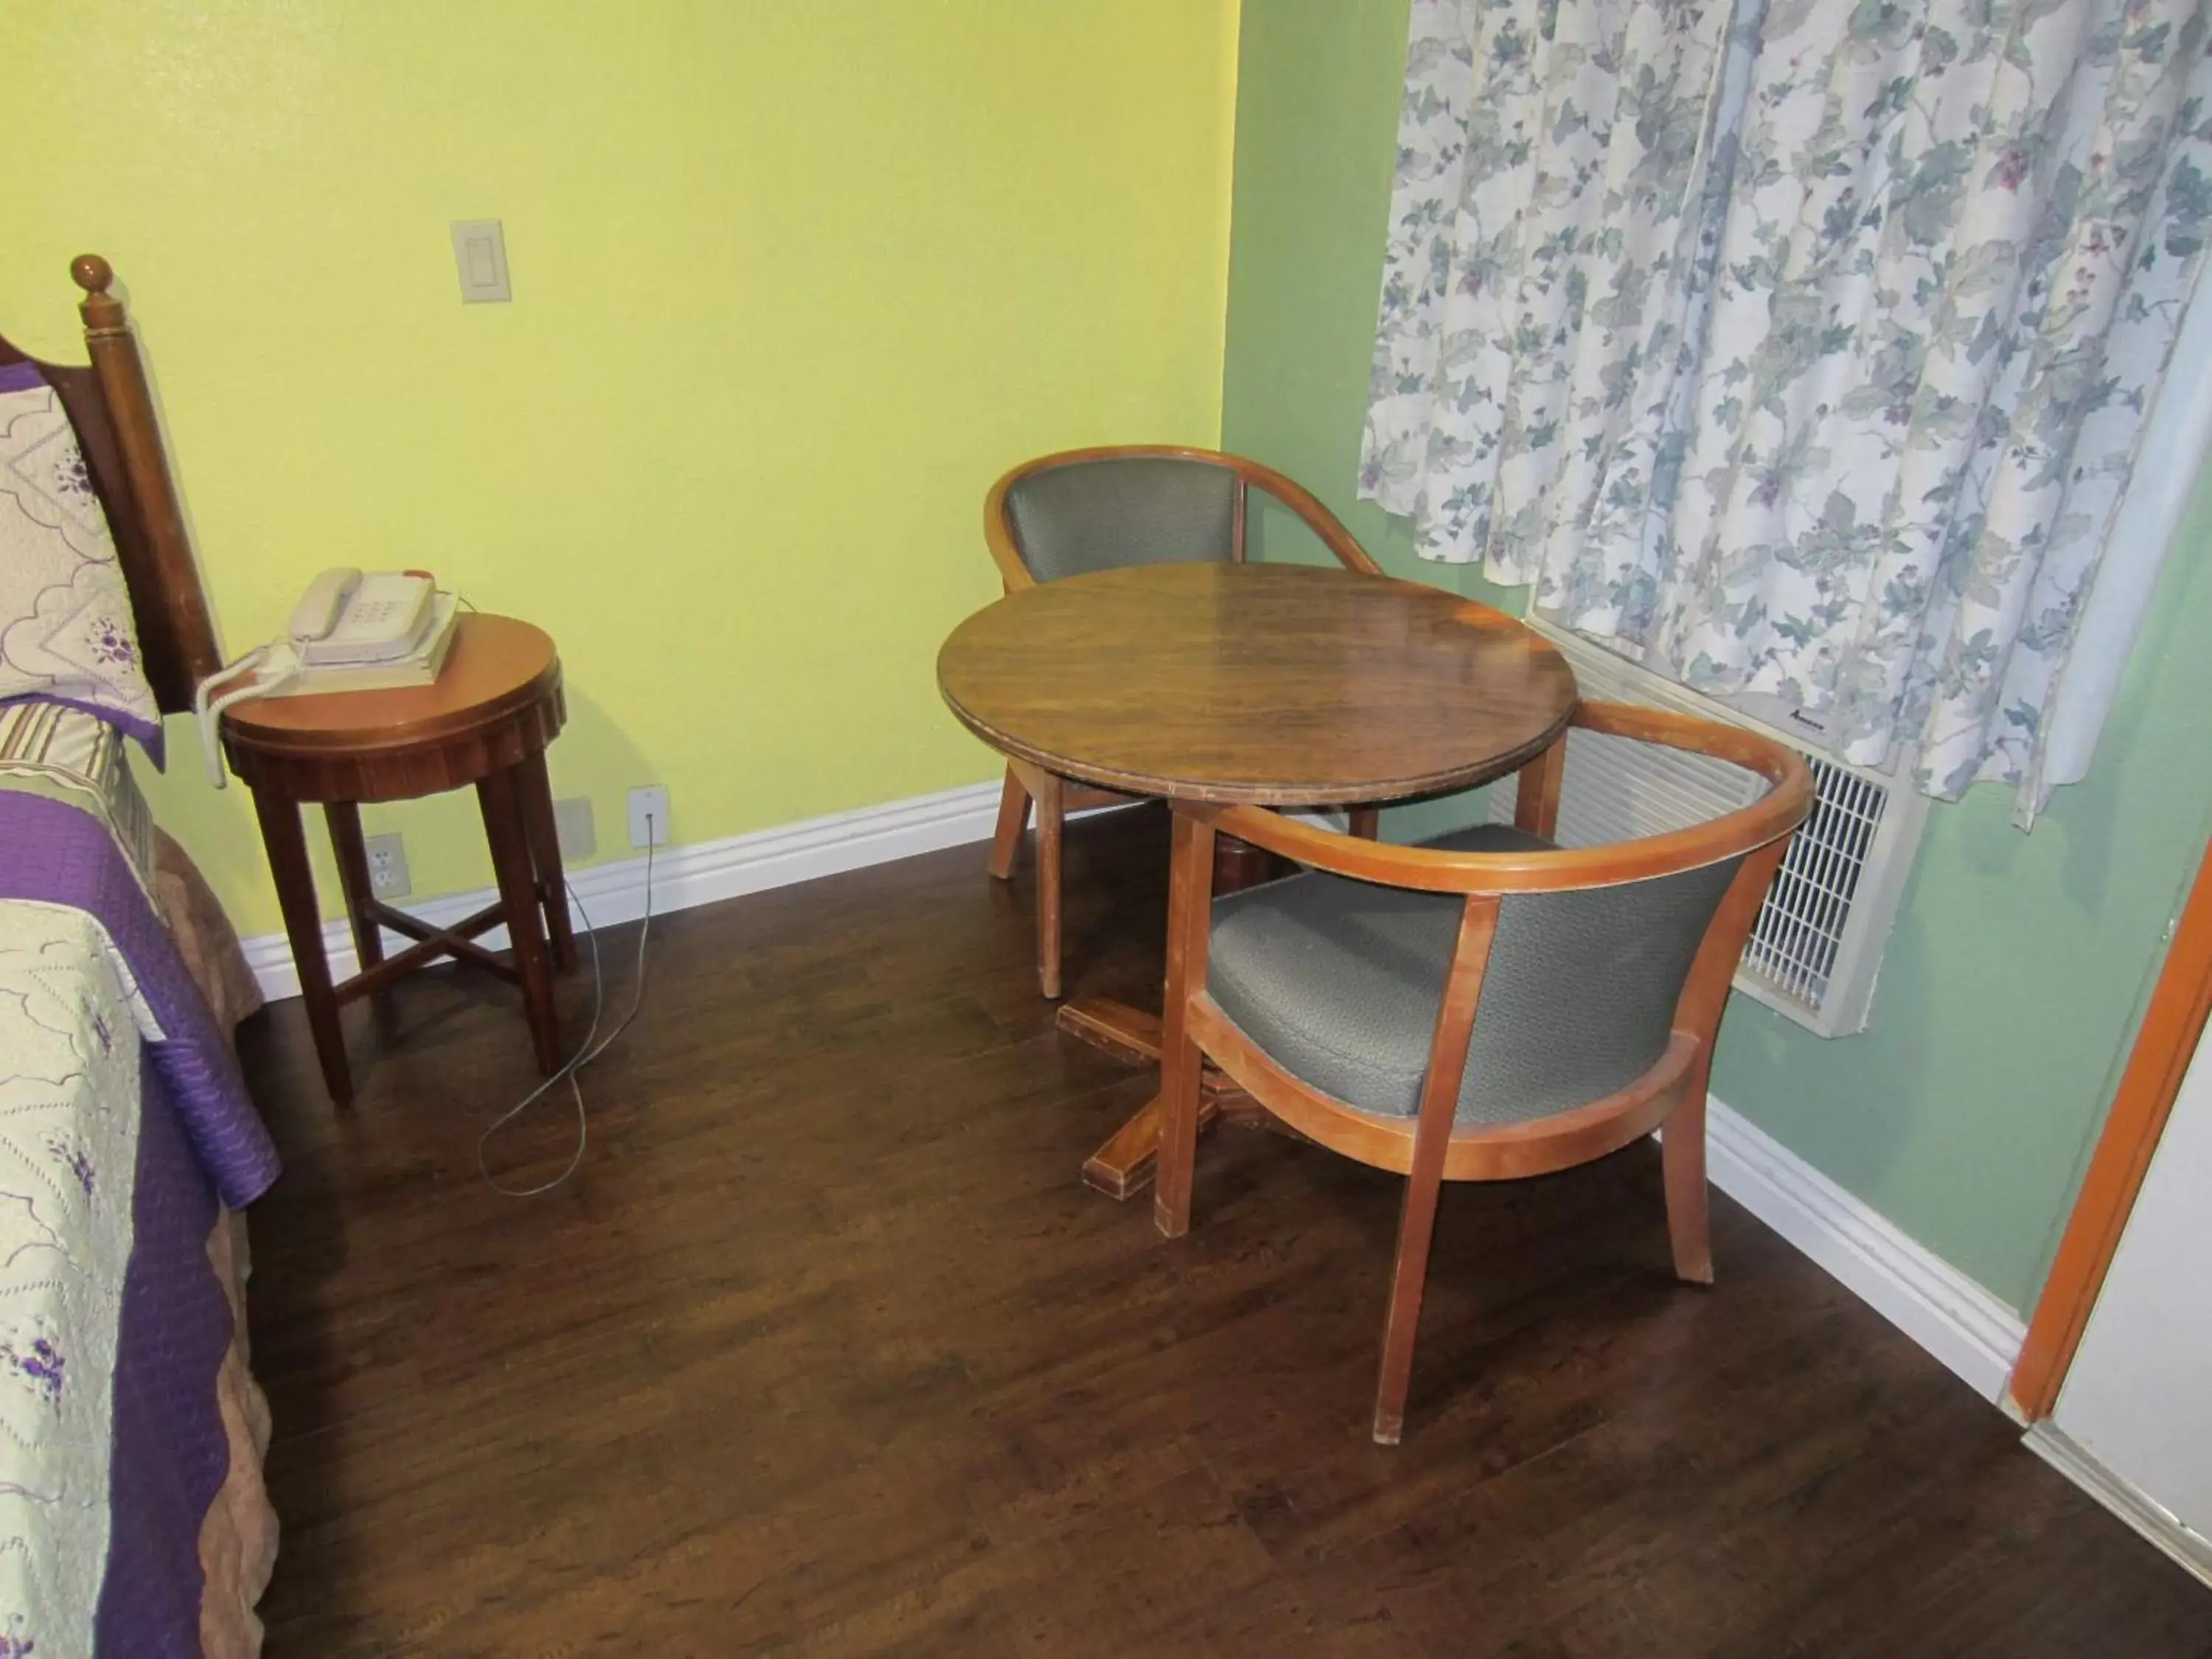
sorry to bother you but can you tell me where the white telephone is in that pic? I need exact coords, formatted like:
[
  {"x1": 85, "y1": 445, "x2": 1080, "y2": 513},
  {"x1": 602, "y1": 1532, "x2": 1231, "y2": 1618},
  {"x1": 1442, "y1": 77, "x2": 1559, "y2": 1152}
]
[
  {"x1": 288, "y1": 568, "x2": 439, "y2": 667},
  {"x1": 194, "y1": 568, "x2": 460, "y2": 787}
]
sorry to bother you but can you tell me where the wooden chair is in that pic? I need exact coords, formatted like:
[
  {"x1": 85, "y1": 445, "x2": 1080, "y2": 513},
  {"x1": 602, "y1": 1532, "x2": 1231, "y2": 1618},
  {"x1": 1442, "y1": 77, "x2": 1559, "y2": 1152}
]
[
  {"x1": 1150, "y1": 701, "x2": 1815, "y2": 1442},
  {"x1": 981, "y1": 445, "x2": 1385, "y2": 996}
]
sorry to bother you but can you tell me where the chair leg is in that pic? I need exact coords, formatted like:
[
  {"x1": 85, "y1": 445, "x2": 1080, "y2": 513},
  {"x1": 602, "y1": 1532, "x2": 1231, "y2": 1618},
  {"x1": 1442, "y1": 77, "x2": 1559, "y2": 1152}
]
[
  {"x1": 1348, "y1": 805, "x2": 1380, "y2": 841},
  {"x1": 1663, "y1": 1068, "x2": 1715, "y2": 1285},
  {"x1": 987, "y1": 767, "x2": 1029, "y2": 880},
  {"x1": 1372, "y1": 1158, "x2": 1447, "y2": 1444},
  {"x1": 1034, "y1": 773, "x2": 1064, "y2": 1000},
  {"x1": 1370, "y1": 894, "x2": 1496, "y2": 1444}
]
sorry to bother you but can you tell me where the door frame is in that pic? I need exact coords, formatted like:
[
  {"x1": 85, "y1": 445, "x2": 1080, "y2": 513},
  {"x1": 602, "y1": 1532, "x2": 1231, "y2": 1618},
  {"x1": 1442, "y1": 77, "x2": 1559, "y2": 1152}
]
[{"x1": 2010, "y1": 831, "x2": 2212, "y2": 1419}]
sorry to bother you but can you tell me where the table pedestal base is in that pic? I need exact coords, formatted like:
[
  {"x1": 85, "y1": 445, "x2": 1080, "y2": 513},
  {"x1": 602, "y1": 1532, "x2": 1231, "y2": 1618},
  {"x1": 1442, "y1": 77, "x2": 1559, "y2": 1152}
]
[
  {"x1": 1079, "y1": 1094, "x2": 1214, "y2": 1200},
  {"x1": 1057, "y1": 996, "x2": 1166, "y2": 1069},
  {"x1": 1059, "y1": 827, "x2": 1293, "y2": 1199},
  {"x1": 1060, "y1": 996, "x2": 1269, "y2": 1198}
]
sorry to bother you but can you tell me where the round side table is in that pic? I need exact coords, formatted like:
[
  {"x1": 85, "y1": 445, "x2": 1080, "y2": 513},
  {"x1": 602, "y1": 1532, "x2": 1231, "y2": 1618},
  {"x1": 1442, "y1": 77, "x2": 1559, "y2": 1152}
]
[{"x1": 222, "y1": 613, "x2": 574, "y2": 1105}]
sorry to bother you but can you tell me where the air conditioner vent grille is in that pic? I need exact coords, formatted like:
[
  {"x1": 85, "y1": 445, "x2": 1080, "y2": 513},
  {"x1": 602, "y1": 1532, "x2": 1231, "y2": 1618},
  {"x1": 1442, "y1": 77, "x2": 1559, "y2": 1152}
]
[
  {"x1": 1489, "y1": 619, "x2": 1933, "y2": 1036},
  {"x1": 1739, "y1": 756, "x2": 1885, "y2": 1010}
]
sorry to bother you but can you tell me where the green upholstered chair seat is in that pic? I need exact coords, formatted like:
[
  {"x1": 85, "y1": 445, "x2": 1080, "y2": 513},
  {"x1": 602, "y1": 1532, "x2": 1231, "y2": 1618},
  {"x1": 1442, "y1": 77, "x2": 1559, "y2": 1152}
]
[
  {"x1": 1205, "y1": 824, "x2": 1743, "y2": 1129},
  {"x1": 1004, "y1": 455, "x2": 1238, "y2": 582}
]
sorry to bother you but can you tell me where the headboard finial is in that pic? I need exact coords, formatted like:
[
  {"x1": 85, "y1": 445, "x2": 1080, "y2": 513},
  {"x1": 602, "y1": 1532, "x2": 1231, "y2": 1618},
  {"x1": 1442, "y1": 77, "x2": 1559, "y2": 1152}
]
[{"x1": 71, "y1": 255, "x2": 124, "y2": 333}]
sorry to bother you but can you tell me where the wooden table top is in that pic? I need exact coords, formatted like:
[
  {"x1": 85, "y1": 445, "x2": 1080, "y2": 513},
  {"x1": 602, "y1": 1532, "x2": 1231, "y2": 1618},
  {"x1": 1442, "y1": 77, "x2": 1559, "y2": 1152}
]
[
  {"x1": 937, "y1": 564, "x2": 1577, "y2": 805},
  {"x1": 222, "y1": 613, "x2": 560, "y2": 757}
]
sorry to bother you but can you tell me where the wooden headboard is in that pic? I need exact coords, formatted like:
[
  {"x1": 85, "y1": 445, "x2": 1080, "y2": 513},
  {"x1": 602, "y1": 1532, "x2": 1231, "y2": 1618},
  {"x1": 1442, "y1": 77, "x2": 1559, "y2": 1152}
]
[{"x1": 0, "y1": 255, "x2": 221, "y2": 714}]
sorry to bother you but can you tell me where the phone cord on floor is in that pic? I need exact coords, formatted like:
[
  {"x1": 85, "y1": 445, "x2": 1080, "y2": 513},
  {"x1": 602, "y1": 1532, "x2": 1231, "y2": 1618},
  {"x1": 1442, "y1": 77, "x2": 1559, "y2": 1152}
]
[{"x1": 476, "y1": 816, "x2": 656, "y2": 1196}]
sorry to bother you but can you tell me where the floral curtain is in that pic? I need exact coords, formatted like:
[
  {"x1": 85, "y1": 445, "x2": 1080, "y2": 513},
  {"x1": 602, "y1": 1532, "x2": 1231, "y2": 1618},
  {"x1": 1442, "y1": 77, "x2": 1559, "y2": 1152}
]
[{"x1": 1362, "y1": 0, "x2": 2212, "y2": 821}]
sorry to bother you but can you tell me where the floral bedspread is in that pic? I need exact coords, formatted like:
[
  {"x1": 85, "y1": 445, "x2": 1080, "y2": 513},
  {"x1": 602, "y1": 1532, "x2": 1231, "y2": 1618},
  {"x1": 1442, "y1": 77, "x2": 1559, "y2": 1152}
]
[
  {"x1": 0, "y1": 703, "x2": 278, "y2": 1656},
  {"x1": 0, "y1": 898, "x2": 160, "y2": 1657}
]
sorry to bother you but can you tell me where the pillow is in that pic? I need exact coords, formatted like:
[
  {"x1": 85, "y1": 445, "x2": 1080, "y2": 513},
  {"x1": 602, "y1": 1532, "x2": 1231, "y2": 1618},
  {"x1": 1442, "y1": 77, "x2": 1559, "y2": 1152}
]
[{"x1": 0, "y1": 359, "x2": 162, "y2": 761}]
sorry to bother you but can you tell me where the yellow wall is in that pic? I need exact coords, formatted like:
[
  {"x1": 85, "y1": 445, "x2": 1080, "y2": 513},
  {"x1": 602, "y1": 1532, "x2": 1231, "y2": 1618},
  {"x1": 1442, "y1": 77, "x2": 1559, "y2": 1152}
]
[{"x1": 1, "y1": 0, "x2": 1239, "y2": 934}]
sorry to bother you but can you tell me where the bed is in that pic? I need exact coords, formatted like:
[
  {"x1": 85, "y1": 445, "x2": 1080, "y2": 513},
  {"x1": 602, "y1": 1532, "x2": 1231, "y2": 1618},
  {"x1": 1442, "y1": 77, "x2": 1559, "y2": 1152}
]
[{"x1": 0, "y1": 259, "x2": 280, "y2": 1656}]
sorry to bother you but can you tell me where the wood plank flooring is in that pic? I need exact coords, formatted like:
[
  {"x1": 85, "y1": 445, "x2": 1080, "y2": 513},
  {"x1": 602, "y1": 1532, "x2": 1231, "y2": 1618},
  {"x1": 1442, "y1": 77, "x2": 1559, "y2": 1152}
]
[{"x1": 238, "y1": 804, "x2": 2212, "y2": 1657}]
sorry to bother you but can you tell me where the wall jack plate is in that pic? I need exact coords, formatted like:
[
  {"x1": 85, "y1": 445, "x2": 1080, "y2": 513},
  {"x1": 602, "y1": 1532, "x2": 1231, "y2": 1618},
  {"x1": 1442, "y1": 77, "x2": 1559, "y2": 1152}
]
[
  {"x1": 627, "y1": 785, "x2": 670, "y2": 849},
  {"x1": 364, "y1": 832, "x2": 411, "y2": 900}
]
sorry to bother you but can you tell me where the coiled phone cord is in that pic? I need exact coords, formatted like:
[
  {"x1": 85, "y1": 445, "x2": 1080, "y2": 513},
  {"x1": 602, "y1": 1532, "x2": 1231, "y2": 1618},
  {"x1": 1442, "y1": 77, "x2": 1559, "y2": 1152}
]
[{"x1": 476, "y1": 819, "x2": 656, "y2": 1197}]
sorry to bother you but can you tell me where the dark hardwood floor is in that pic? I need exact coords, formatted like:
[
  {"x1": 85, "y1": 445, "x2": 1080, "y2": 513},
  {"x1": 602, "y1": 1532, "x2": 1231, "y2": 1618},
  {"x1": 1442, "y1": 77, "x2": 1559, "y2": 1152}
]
[{"x1": 238, "y1": 804, "x2": 2211, "y2": 1657}]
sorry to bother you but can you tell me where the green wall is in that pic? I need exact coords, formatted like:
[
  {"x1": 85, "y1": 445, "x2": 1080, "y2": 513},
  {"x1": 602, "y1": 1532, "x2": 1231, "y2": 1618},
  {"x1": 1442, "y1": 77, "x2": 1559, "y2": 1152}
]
[
  {"x1": 4, "y1": 0, "x2": 1240, "y2": 939},
  {"x1": 1222, "y1": 0, "x2": 2212, "y2": 1313}
]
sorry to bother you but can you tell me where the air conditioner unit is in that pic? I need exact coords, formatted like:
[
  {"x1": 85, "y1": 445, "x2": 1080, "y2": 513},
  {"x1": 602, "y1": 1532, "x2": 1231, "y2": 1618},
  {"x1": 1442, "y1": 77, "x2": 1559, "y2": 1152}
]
[{"x1": 1486, "y1": 616, "x2": 1930, "y2": 1037}]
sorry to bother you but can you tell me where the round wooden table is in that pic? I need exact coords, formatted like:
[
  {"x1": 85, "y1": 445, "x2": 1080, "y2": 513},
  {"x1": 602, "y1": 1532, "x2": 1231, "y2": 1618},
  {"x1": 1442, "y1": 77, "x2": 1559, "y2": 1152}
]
[
  {"x1": 223, "y1": 613, "x2": 573, "y2": 1105},
  {"x1": 938, "y1": 563, "x2": 1578, "y2": 1197}
]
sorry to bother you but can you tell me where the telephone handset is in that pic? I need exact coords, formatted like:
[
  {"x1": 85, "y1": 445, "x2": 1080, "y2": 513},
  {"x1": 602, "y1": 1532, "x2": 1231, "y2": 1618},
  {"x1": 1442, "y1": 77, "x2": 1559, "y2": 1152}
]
[
  {"x1": 288, "y1": 568, "x2": 439, "y2": 667},
  {"x1": 193, "y1": 567, "x2": 459, "y2": 788}
]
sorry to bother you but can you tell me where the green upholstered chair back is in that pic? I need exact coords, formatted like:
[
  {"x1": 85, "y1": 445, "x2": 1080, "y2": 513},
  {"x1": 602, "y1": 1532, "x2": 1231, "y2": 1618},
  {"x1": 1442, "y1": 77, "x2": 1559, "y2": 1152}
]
[{"x1": 1001, "y1": 454, "x2": 1239, "y2": 585}]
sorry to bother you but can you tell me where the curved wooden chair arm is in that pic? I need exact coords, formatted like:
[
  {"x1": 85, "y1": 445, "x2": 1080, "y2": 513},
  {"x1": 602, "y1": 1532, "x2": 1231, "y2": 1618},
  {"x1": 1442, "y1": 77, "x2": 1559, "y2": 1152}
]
[
  {"x1": 1234, "y1": 454, "x2": 1382, "y2": 575},
  {"x1": 1190, "y1": 700, "x2": 1815, "y2": 895},
  {"x1": 982, "y1": 443, "x2": 1383, "y2": 592},
  {"x1": 982, "y1": 465, "x2": 1041, "y2": 591}
]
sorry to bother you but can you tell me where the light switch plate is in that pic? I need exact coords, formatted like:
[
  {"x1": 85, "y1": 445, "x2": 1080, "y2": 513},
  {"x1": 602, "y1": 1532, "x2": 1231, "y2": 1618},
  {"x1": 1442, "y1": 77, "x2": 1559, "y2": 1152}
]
[{"x1": 451, "y1": 218, "x2": 512, "y2": 302}]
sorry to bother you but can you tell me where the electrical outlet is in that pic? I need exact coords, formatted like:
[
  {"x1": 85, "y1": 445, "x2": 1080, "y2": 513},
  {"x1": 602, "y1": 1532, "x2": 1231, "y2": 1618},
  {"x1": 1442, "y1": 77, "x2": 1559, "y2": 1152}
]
[
  {"x1": 627, "y1": 785, "x2": 670, "y2": 849},
  {"x1": 552, "y1": 796, "x2": 596, "y2": 861},
  {"x1": 364, "y1": 832, "x2": 411, "y2": 900}
]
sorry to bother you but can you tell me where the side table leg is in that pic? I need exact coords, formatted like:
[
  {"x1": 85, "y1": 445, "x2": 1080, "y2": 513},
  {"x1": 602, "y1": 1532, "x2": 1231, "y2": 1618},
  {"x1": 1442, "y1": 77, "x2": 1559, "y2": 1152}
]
[
  {"x1": 251, "y1": 787, "x2": 352, "y2": 1106},
  {"x1": 516, "y1": 751, "x2": 577, "y2": 973},
  {"x1": 480, "y1": 765, "x2": 564, "y2": 1075},
  {"x1": 325, "y1": 801, "x2": 386, "y2": 971}
]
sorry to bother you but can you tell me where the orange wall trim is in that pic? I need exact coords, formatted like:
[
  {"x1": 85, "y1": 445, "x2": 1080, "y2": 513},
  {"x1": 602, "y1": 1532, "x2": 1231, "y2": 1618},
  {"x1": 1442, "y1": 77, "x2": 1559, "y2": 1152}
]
[{"x1": 2010, "y1": 832, "x2": 2212, "y2": 1419}]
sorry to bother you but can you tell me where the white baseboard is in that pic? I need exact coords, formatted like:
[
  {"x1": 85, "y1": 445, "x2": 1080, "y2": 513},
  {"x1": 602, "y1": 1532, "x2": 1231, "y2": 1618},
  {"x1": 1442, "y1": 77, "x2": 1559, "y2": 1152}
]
[
  {"x1": 243, "y1": 779, "x2": 1013, "y2": 1001},
  {"x1": 244, "y1": 778, "x2": 1148, "y2": 1001},
  {"x1": 1701, "y1": 1099, "x2": 2026, "y2": 1405},
  {"x1": 2025, "y1": 1425, "x2": 2212, "y2": 1589},
  {"x1": 240, "y1": 781, "x2": 2025, "y2": 1409}
]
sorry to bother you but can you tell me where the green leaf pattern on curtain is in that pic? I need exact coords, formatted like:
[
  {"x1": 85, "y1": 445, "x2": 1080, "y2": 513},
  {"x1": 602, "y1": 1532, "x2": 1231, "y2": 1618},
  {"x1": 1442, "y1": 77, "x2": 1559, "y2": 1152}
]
[{"x1": 1362, "y1": 0, "x2": 2212, "y2": 820}]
